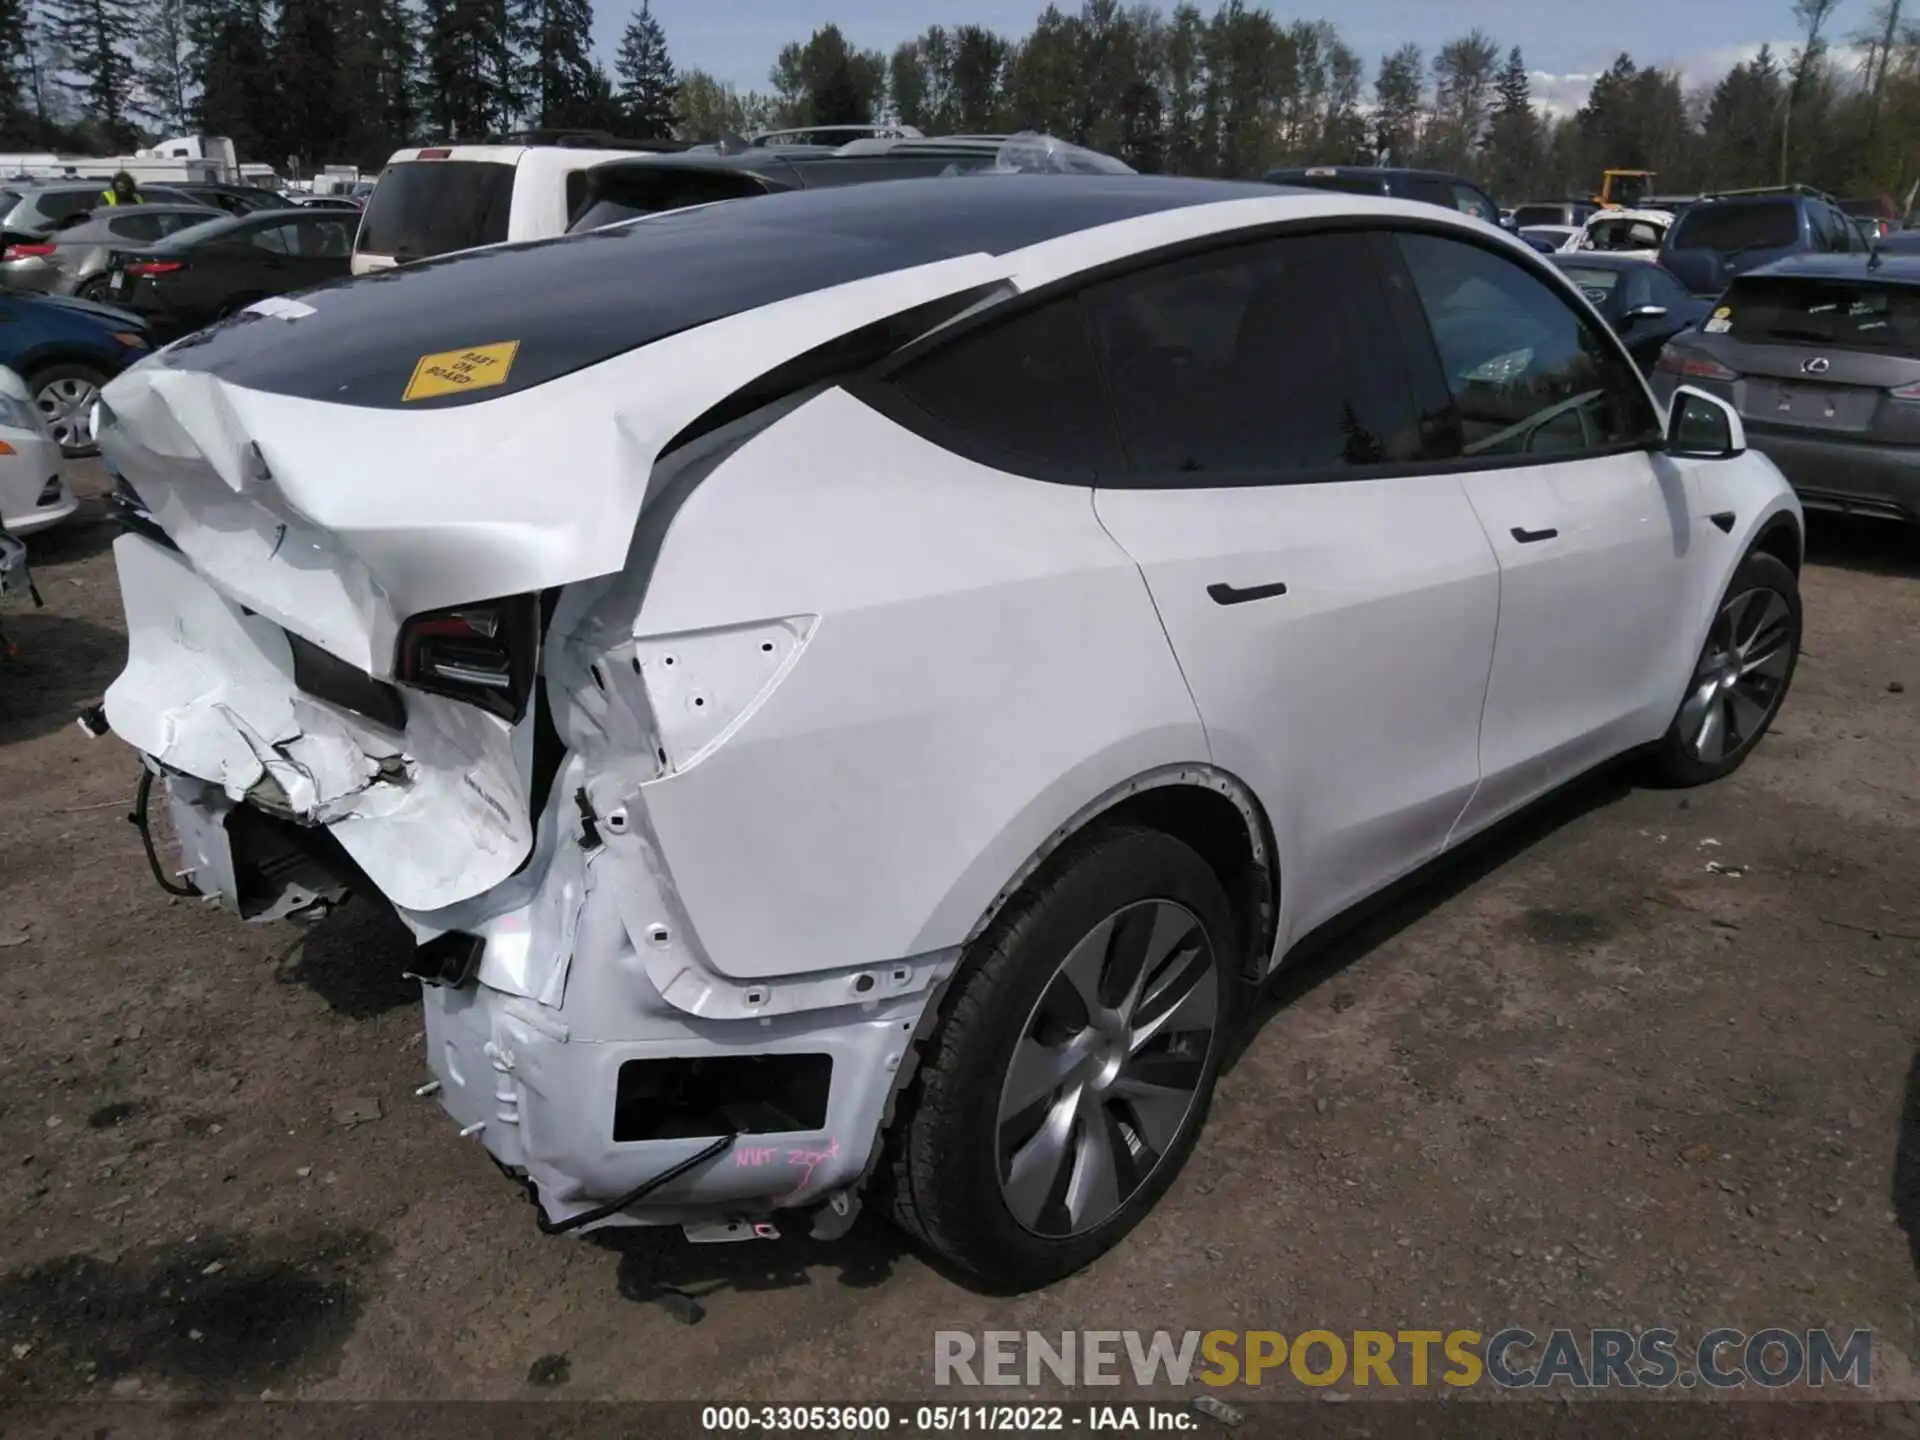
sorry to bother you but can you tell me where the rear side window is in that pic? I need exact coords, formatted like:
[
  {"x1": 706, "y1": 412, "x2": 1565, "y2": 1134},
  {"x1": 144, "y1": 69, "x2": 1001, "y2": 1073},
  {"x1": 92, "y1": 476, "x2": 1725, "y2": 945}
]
[
  {"x1": 568, "y1": 167, "x2": 774, "y2": 233},
  {"x1": 154, "y1": 211, "x2": 211, "y2": 238},
  {"x1": 1449, "y1": 183, "x2": 1500, "y2": 224},
  {"x1": 356, "y1": 160, "x2": 513, "y2": 260},
  {"x1": 37, "y1": 190, "x2": 99, "y2": 224},
  {"x1": 1670, "y1": 201, "x2": 1799, "y2": 252},
  {"x1": 108, "y1": 213, "x2": 161, "y2": 241},
  {"x1": 885, "y1": 299, "x2": 1120, "y2": 476},
  {"x1": 247, "y1": 222, "x2": 296, "y2": 254},
  {"x1": 1081, "y1": 232, "x2": 1423, "y2": 479},
  {"x1": 1724, "y1": 275, "x2": 1920, "y2": 352},
  {"x1": 1394, "y1": 231, "x2": 1660, "y2": 459},
  {"x1": 293, "y1": 217, "x2": 354, "y2": 257}
]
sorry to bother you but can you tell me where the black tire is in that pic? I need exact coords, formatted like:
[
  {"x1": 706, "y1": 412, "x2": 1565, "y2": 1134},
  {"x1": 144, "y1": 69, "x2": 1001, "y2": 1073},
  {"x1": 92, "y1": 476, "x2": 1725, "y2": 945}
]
[
  {"x1": 880, "y1": 824, "x2": 1239, "y2": 1291},
  {"x1": 26, "y1": 362, "x2": 108, "y2": 458},
  {"x1": 74, "y1": 277, "x2": 111, "y2": 302},
  {"x1": 1651, "y1": 550, "x2": 1801, "y2": 786}
]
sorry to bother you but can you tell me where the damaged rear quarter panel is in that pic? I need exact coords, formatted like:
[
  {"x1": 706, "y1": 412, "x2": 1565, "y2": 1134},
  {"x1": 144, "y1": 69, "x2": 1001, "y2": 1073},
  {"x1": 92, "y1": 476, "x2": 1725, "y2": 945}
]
[{"x1": 626, "y1": 387, "x2": 1210, "y2": 982}]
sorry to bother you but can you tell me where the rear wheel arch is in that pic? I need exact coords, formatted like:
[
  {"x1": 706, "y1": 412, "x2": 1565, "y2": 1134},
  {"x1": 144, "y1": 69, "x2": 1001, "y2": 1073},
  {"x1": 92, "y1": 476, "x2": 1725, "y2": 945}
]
[
  {"x1": 1751, "y1": 511, "x2": 1803, "y2": 576},
  {"x1": 962, "y1": 764, "x2": 1279, "y2": 987}
]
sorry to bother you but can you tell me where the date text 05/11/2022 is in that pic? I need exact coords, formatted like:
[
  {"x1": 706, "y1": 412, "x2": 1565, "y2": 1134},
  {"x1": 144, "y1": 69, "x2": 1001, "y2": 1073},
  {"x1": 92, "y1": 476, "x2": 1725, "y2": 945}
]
[{"x1": 699, "y1": 1404, "x2": 1198, "y2": 1432}]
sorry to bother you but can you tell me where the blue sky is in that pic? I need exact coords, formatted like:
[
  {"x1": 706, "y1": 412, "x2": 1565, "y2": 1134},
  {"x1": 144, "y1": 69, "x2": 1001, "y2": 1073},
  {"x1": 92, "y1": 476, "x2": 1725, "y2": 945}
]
[{"x1": 593, "y1": 0, "x2": 1818, "y2": 108}]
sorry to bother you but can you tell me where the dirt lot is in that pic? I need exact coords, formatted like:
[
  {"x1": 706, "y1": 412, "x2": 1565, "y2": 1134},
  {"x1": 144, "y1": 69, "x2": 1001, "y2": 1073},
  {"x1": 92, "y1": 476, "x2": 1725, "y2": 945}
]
[{"x1": 1, "y1": 461, "x2": 1917, "y2": 1411}]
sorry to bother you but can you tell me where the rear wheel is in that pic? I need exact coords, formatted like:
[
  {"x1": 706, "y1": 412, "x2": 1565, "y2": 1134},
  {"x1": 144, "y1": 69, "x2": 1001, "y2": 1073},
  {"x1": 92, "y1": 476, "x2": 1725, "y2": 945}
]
[
  {"x1": 28, "y1": 363, "x2": 107, "y2": 458},
  {"x1": 74, "y1": 276, "x2": 111, "y2": 303},
  {"x1": 1651, "y1": 550, "x2": 1801, "y2": 785},
  {"x1": 882, "y1": 824, "x2": 1238, "y2": 1290}
]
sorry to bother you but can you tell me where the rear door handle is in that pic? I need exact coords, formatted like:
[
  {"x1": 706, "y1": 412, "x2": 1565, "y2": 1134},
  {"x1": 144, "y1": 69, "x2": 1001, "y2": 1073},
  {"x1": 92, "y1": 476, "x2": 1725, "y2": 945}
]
[
  {"x1": 1510, "y1": 526, "x2": 1558, "y2": 544},
  {"x1": 1208, "y1": 580, "x2": 1289, "y2": 606}
]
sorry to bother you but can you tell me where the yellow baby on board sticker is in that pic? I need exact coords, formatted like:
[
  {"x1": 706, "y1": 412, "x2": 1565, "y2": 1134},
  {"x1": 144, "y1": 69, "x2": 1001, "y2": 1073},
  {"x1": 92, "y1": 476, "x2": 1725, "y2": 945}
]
[{"x1": 402, "y1": 341, "x2": 521, "y2": 402}]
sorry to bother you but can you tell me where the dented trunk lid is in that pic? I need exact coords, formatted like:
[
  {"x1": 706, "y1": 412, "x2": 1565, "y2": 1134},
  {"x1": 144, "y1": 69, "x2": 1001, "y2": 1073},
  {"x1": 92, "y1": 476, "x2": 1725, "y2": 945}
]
[{"x1": 96, "y1": 220, "x2": 1014, "y2": 913}]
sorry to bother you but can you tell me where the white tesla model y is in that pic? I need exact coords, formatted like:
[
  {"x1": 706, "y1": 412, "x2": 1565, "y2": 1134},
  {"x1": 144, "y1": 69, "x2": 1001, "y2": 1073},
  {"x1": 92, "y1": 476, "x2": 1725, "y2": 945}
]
[{"x1": 95, "y1": 173, "x2": 1802, "y2": 1290}]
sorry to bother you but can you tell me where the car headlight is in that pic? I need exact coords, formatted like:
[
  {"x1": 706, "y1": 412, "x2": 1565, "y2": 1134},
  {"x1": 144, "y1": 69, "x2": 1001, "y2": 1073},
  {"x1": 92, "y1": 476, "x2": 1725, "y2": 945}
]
[
  {"x1": 0, "y1": 365, "x2": 39, "y2": 434},
  {"x1": 0, "y1": 389, "x2": 40, "y2": 435}
]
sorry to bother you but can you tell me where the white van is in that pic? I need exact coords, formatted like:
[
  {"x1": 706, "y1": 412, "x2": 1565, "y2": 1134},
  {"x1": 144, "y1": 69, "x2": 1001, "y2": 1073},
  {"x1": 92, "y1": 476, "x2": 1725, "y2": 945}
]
[{"x1": 351, "y1": 141, "x2": 670, "y2": 275}]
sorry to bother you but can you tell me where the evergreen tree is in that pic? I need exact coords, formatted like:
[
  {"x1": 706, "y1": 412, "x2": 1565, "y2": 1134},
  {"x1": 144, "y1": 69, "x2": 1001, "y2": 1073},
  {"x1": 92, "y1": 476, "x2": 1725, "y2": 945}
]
[
  {"x1": 0, "y1": 0, "x2": 32, "y2": 141},
  {"x1": 520, "y1": 0, "x2": 595, "y2": 128},
  {"x1": 1372, "y1": 43, "x2": 1423, "y2": 164},
  {"x1": 132, "y1": 0, "x2": 191, "y2": 133},
  {"x1": 190, "y1": 0, "x2": 278, "y2": 164},
  {"x1": 1482, "y1": 46, "x2": 1541, "y2": 199},
  {"x1": 42, "y1": 0, "x2": 140, "y2": 143},
  {"x1": 614, "y1": 0, "x2": 676, "y2": 137},
  {"x1": 420, "y1": 0, "x2": 522, "y2": 138},
  {"x1": 275, "y1": 0, "x2": 346, "y2": 168},
  {"x1": 338, "y1": 0, "x2": 419, "y2": 166}
]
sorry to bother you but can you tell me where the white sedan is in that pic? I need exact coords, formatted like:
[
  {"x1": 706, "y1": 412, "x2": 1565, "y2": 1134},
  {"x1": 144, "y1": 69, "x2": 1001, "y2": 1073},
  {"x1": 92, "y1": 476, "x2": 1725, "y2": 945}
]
[
  {"x1": 0, "y1": 366, "x2": 75, "y2": 536},
  {"x1": 93, "y1": 175, "x2": 1803, "y2": 1291}
]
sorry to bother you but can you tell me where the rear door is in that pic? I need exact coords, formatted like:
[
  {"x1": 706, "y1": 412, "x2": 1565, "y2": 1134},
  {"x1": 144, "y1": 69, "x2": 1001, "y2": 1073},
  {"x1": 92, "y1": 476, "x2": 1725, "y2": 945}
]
[
  {"x1": 1387, "y1": 229, "x2": 1693, "y2": 832},
  {"x1": 1079, "y1": 231, "x2": 1501, "y2": 943}
]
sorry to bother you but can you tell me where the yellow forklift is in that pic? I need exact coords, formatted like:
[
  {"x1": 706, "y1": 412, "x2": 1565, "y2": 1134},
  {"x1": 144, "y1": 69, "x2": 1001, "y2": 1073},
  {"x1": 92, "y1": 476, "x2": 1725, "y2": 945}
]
[{"x1": 1594, "y1": 169, "x2": 1656, "y2": 209}]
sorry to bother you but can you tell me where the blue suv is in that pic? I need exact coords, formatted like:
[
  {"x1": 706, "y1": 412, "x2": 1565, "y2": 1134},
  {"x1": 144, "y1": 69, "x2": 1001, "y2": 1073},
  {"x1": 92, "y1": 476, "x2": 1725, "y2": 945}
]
[{"x1": 1660, "y1": 186, "x2": 1866, "y2": 298}]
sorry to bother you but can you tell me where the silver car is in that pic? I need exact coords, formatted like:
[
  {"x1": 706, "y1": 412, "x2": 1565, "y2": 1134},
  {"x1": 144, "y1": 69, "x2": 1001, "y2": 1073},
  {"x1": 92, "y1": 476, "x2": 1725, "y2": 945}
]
[
  {"x1": 0, "y1": 203, "x2": 223, "y2": 297},
  {"x1": 1650, "y1": 251, "x2": 1920, "y2": 525}
]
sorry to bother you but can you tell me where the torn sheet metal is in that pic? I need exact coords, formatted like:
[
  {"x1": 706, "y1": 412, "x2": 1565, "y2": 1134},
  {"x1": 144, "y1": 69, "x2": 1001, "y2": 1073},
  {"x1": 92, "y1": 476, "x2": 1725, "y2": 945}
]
[{"x1": 105, "y1": 534, "x2": 533, "y2": 912}]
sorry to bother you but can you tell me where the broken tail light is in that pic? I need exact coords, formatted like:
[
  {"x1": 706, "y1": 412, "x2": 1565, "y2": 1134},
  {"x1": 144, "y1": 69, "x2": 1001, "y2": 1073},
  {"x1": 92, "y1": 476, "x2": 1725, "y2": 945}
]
[
  {"x1": 394, "y1": 596, "x2": 540, "y2": 723},
  {"x1": 1655, "y1": 348, "x2": 1737, "y2": 382}
]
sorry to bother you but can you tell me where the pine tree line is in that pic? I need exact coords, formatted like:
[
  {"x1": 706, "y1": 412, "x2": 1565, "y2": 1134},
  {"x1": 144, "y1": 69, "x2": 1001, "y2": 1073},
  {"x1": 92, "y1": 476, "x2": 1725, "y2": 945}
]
[
  {"x1": 4, "y1": 0, "x2": 1920, "y2": 205},
  {"x1": 0, "y1": 0, "x2": 678, "y2": 171}
]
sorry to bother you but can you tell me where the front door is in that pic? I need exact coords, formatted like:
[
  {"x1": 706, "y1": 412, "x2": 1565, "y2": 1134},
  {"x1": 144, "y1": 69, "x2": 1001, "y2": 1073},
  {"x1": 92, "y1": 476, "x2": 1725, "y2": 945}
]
[
  {"x1": 1384, "y1": 230, "x2": 1692, "y2": 836},
  {"x1": 1079, "y1": 231, "x2": 1502, "y2": 948}
]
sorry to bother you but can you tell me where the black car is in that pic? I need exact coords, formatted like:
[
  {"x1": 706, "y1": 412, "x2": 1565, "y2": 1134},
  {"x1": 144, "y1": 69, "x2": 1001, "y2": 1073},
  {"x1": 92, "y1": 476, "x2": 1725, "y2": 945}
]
[
  {"x1": 1260, "y1": 165, "x2": 1503, "y2": 227},
  {"x1": 1548, "y1": 252, "x2": 1711, "y2": 371},
  {"x1": 104, "y1": 209, "x2": 356, "y2": 340}
]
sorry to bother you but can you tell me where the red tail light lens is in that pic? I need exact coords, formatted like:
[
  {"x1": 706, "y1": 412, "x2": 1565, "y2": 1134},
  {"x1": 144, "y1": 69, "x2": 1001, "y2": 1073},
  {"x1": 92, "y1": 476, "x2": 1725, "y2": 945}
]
[
  {"x1": 1890, "y1": 381, "x2": 1920, "y2": 399},
  {"x1": 126, "y1": 260, "x2": 184, "y2": 276},
  {"x1": 394, "y1": 596, "x2": 540, "y2": 722},
  {"x1": 1655, "y1": 347, "x2": 1737, "y2": 382},
  {"x1": 2, "y1": 243, "x2": 55, "y2": 261}
]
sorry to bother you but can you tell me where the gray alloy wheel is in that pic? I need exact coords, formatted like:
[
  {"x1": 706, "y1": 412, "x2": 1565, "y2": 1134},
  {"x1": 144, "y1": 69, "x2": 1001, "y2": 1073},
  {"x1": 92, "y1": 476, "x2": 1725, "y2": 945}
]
[
  {"x1": 1677, "y1": 586, "x2": 1795, "y2": 765},
  {"x1": 31, "y1": 367, "x2": 104, "y2": 456},
  {"x1": 995, "y1": 897, "x2": 1220, "y2": 1239}
]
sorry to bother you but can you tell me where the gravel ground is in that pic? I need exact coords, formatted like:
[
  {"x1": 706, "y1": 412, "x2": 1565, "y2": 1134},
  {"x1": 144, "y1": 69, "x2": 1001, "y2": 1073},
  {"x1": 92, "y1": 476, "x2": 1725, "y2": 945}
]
[{"x1": 1, "y1": 462, "x2": 1916, "y2": 1414}]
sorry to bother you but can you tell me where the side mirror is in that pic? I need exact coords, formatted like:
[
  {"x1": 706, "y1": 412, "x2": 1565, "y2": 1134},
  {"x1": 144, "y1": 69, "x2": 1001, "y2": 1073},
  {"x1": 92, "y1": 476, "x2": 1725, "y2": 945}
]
[{"x1": 1665, "y1": 384, "x2": 1745, "y2": 459}]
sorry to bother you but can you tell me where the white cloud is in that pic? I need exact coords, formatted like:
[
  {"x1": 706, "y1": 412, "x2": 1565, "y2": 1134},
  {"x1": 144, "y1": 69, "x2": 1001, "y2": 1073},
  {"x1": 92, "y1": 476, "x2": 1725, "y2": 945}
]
[{"x1": 1525, "y1": 37, "x2": 1874, "y2": 119}]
